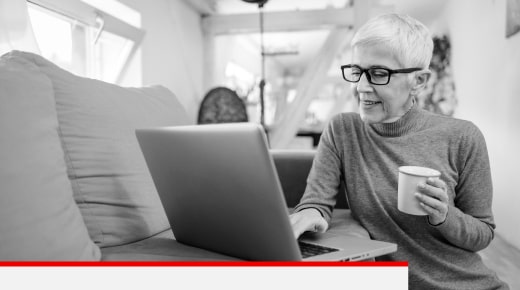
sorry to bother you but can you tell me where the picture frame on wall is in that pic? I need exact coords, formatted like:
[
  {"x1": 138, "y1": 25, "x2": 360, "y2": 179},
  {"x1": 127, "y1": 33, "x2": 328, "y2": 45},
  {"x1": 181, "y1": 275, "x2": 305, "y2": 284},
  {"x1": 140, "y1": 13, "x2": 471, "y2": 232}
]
[{"x1": 506, "y1": 0, "x2": 520, "y2": 38}]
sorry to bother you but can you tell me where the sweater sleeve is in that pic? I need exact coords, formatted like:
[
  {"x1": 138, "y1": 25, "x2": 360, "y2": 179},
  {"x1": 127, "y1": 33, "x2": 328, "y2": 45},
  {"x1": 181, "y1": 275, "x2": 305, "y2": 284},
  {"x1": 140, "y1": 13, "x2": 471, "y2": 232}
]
[
  {"x1": 293, "y1": 116, "x2": 344, "y2": 223},
  {"x1": 433, "y1": 123, "x2": 496, "y2": 252}
]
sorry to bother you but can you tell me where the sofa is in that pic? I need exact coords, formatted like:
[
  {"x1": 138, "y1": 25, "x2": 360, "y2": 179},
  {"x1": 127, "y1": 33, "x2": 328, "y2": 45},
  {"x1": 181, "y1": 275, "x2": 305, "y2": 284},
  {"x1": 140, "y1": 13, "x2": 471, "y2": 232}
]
[{"x1": 0, "y1": 50, "x2": 368, "y2": 261}]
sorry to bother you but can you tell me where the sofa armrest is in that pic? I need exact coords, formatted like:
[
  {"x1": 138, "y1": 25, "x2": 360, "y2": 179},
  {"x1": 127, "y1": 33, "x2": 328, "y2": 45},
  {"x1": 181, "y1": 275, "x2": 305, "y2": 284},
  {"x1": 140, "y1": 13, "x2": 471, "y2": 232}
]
[{"x1": 270, "y1": 149, "x2": 348, "y2": 209}]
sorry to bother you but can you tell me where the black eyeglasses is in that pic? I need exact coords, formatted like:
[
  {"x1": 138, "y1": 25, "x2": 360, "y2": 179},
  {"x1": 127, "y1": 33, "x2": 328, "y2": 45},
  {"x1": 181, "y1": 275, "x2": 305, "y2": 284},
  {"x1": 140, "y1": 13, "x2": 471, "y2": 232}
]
[{"x1": 340, "y1": 64, "x2": 422, "y2": 85}]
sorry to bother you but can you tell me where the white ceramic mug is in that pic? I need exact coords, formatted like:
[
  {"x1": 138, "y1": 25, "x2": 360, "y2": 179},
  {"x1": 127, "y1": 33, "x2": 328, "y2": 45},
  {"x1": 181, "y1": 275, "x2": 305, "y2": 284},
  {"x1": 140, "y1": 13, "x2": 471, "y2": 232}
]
[{"x1": 398, "y1": 166, "x2": 441, "y2": 215}]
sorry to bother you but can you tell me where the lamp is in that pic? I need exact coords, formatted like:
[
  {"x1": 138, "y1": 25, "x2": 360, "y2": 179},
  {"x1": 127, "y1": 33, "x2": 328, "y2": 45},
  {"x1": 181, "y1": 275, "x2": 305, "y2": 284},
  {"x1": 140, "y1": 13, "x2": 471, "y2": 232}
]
[{"x1": 241, "y1": 0, "x2": 269, "y2": 133}]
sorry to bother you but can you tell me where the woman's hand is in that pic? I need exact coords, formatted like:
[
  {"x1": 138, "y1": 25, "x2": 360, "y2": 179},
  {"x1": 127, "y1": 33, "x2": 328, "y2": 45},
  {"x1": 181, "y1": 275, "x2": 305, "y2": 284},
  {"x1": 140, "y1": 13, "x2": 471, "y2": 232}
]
[
  {"x1": 289, "y1": 208, "x2": 328, "y2": 239},
  {"x1": 415, "y1": 178, "x2": 449, "y2": 225}
]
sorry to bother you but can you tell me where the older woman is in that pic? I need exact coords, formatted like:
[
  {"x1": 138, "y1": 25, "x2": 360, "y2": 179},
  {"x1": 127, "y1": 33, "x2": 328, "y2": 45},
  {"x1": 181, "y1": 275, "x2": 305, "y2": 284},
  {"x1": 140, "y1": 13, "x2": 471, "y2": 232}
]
[{"x1": 290, "y1": 13, "x2": 508, "y2": 289}]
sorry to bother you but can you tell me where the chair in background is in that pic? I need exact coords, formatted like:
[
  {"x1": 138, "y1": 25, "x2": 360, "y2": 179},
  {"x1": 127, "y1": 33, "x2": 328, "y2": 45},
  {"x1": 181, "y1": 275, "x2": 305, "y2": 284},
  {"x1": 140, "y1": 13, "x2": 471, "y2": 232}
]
[{"x1": 197, "y1": 87, "x2": 248, "y2": 124}]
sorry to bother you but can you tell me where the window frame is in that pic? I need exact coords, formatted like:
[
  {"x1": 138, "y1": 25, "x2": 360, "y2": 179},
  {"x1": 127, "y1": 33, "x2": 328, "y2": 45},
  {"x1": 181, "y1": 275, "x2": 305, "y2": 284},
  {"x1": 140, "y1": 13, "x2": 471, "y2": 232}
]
[{"x1": 27, "y1": 0, "x2": 144, "y2": 84}]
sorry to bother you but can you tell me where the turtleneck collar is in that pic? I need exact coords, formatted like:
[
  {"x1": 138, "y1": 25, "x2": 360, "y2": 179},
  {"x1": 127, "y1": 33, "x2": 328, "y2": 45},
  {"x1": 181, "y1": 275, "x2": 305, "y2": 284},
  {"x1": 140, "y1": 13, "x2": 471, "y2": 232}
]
[{"x1": 367, "y1": 99, "x2": 423, "y2": 137}]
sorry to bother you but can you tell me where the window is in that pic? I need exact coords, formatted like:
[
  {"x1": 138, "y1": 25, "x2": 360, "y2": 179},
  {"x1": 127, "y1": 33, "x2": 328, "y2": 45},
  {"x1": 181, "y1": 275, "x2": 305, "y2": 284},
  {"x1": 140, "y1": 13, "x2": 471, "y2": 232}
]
[{"x1": 27, "y1": 0, "x2": 144, "y2": 85}]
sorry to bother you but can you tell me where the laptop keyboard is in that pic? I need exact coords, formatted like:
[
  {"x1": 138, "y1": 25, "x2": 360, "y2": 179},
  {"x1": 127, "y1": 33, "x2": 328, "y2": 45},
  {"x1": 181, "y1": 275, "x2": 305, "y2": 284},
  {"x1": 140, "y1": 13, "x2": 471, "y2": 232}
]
[{"x1": 298, "y1": 241, "x2": 339, "y2": 259}]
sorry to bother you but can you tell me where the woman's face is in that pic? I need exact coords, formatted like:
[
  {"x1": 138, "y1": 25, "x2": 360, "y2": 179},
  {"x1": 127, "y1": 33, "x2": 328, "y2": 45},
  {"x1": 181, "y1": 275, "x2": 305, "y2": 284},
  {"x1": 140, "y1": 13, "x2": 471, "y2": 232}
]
[{"x1": 351, "y1": 45, "x2": 416, "y2": 124}]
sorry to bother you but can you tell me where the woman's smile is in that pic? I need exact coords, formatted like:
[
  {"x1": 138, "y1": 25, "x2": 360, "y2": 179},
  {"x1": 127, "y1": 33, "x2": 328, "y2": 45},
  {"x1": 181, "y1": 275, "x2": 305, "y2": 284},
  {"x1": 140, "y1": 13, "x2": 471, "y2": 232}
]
[{"x1": 360, "y1": 99, "x2": 383, "y2": 107}]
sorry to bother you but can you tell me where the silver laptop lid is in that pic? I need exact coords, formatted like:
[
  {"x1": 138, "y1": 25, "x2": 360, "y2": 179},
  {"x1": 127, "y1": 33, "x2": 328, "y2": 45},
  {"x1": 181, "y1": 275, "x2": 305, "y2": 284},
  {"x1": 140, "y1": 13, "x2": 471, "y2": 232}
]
[{"x1": 136, "y1": 123, "x2": 302, "y2": 260}]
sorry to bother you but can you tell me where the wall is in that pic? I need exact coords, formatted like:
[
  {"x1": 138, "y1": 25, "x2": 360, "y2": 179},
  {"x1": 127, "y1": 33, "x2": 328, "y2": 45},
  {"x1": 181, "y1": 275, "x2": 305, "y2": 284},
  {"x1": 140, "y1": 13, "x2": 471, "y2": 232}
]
[
  {"x1": 120, "y1": 0, "x2": 204, "y2": 122},
  {"x1": 440, "y1": 0, "x2": 520, "y2": 249}
]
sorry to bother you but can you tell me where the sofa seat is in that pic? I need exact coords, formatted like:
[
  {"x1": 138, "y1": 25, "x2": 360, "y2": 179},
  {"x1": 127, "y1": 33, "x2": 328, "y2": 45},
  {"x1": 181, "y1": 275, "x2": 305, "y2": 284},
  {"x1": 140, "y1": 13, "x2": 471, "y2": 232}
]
[
  {"x1": 101, "y1": 209, "x2": 368, "y2": 261},
  {"x1": 101, "y1": 230, "x2": 239, "y2": 261}
]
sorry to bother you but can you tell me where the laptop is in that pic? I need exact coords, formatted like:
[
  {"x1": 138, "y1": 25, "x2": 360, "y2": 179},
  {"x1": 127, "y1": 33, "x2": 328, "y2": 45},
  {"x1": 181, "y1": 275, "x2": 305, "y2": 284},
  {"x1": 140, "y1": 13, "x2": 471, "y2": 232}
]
[{"x1": 136, "y1": 123, "x2": 397, "y2": 261}]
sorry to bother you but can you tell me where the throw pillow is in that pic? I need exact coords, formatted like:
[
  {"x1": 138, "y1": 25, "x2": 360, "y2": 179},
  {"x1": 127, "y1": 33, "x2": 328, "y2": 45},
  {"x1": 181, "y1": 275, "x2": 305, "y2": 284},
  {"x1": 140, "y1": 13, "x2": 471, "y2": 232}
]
[
  {"x1": 14, "y1": 51, "x2": 191, "y2": 247},
  {"x1": 0, "y1": 51, "x2": 101, "y2": 260}
]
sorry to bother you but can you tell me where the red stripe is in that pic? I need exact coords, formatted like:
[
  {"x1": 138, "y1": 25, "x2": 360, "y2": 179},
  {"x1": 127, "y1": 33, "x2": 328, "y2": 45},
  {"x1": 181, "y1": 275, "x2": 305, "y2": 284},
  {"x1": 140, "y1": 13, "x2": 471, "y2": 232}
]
[{"x1": 0, "y1": 261, "x2": 408, "y2": 267}]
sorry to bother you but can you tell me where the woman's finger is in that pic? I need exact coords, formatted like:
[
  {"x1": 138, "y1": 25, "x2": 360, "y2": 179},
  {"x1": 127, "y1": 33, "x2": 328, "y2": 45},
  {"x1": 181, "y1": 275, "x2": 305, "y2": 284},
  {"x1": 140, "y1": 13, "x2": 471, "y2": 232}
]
[{"x1": 419, "y1": 178, "x2": 448, "y2": 202}]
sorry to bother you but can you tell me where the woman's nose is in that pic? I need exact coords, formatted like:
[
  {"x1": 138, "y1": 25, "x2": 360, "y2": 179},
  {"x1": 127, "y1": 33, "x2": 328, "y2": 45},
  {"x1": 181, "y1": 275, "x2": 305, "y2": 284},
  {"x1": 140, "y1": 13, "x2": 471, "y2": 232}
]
[{"x1": 356, "y1": 72, "x2": 373, "y2": 92}]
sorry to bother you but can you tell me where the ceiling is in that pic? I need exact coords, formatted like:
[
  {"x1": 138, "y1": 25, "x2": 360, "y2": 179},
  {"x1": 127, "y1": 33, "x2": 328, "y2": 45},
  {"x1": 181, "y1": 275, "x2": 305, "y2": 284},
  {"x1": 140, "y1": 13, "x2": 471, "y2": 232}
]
[
  {"x1": 191, "y1": 0, "x2": 448, "y2": 73},
  {"x1": 214, "y1": 0, "x2": 352, "y2": 14},
  {"x1": 204, "y1": 0, "x2": 352, "y2": 72},
  {"x1": 210, "y1": 0, "x2": 447, "y2": 23}
]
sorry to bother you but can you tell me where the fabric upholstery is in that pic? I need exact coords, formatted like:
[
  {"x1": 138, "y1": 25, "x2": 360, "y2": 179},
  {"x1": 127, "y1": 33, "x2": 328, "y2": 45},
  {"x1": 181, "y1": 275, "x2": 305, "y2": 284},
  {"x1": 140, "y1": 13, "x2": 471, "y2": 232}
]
[
  {"x1": 0, "y1": 52, "x2": 101, "y2": 260},
  {"x1": 12, "y1": 51, "x2": 191, "y2": 248}
]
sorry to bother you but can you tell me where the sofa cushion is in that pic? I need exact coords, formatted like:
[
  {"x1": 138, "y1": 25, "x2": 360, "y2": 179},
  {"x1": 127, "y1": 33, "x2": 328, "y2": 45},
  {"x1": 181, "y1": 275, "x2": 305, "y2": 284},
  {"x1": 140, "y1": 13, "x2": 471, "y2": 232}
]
[
  {"x1": 0, "y1": 52, "x2": 101, "y2": 260},
  {"x1": 12, "y1": 51, "x2": 191, "y2": 248}
]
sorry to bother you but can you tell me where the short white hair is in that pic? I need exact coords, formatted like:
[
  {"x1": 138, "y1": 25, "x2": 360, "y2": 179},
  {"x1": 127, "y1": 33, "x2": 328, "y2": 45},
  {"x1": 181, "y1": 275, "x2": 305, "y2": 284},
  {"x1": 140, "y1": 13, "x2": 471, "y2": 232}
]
[{"x1": 351, "y1": 13, "x2": 433, "y2": 68}]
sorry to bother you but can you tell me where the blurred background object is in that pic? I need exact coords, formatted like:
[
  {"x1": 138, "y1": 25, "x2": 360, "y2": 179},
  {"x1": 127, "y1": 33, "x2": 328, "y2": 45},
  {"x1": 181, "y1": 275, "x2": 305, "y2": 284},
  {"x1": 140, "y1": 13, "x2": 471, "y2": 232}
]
[{"x1": 198, "y1": 86, "x2": 248, "y2": 124}]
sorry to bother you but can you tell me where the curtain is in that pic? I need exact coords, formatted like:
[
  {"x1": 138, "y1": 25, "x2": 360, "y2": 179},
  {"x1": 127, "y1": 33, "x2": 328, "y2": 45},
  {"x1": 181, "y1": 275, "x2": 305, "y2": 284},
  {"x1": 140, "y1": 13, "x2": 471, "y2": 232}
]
[{"x1": 0, "y1": 0, "x2": 40, "y2": 55}]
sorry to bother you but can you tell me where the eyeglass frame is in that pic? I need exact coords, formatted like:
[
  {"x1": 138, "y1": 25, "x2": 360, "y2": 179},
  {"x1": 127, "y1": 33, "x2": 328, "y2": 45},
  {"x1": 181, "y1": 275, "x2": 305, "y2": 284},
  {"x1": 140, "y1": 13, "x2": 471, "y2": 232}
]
[{"x1": 340, "y1": 64, "x2": 423, "y2": 85}]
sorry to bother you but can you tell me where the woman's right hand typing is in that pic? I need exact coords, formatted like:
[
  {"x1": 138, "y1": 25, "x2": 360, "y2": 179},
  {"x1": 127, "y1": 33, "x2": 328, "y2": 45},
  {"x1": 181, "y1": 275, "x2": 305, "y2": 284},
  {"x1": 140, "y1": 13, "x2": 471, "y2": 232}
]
[{"x1": 289, "y1": 208, "x2": 328, "y2": 239}]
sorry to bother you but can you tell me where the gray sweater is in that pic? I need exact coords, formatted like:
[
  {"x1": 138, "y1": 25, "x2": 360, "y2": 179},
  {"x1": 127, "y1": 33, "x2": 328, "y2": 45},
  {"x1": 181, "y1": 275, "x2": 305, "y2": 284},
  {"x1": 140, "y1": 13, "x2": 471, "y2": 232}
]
[{"x1": 294, "y1": 104, "x2": 508, "y2": 289}]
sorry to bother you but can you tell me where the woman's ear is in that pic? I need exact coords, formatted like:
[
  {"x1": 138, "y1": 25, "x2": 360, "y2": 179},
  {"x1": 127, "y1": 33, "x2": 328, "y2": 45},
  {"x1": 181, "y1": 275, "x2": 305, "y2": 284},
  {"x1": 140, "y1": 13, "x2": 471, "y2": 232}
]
[{"x1": 411, "y1": 69, "x2": 431, "y2": 95}]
